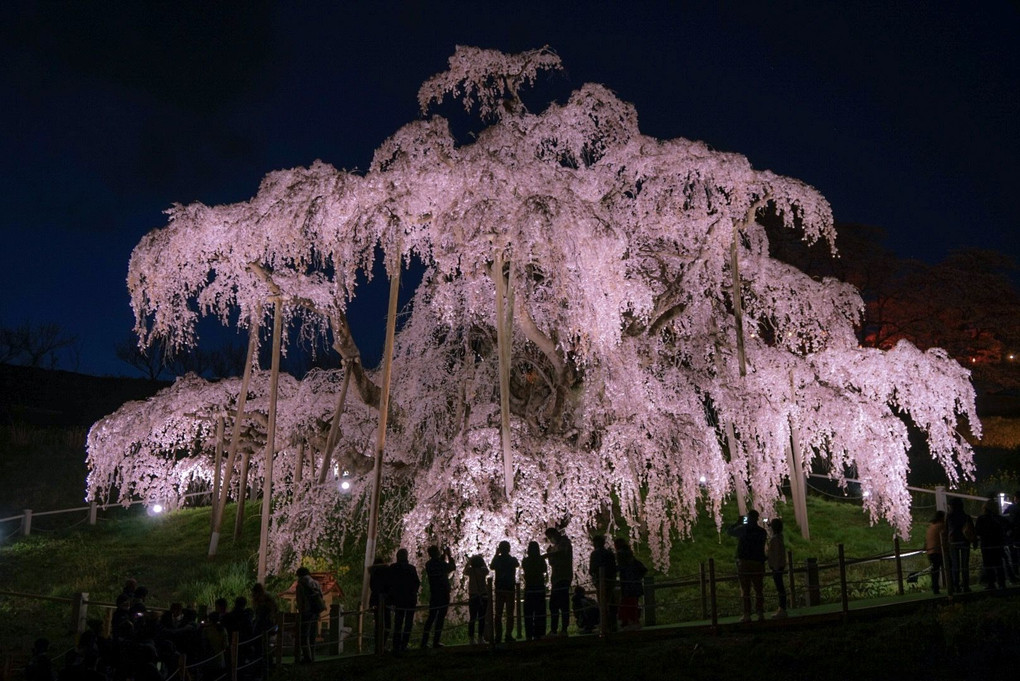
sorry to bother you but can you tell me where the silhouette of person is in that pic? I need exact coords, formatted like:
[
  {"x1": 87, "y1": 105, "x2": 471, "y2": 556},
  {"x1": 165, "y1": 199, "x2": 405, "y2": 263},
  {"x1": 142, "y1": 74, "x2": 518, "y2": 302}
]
[
  {"x1": 924, "y1": 510, "x2": 948, "y2": 594},
  {"x1": 368, "y1": 556, "x2": 392, "y2": 650},
  {"x1": 463, "y1": 554, "x2": 490, "y2": 645},
  {"x1": 613, "y1": 538, "x2": 647, "y2": 629},
  {"x1": 521, "y1": 541, "x2": 548, "y2": 640},
  {"x1": 421, "y1": 545, "x2": 455, "y2": 648},
  {"x1": 388, "y1": 548, "x2": 420, "y2": 653},
  {"x1": 975, "y1": 498, "x2": 1007, "y2": 590},
  {"x1": 946, "y1": 497, "x2": 976, "y2": 593},
  {"x1": 571, "y1": 586, "x2": 600, "y2": 633},
  {"x1": 767, "y1": 518, "x2": 789, "y2": 617},
  {"x1": 251, "y1": 583, "x2": 278, "y2": 634},
  {"x1": 727, "y1": 509, "x2": 767, "y2": 622},
  {"x1": 295, "y1": 567, "x2": 325, "y2": 662},
  {"x1": 490, "y1": 540, "x2": 520, "y2": 643},
  {"x1": 544, "y1": 527, "x2": 573, "y2": 635},
  {"x1": 588, "y1": 534, "x2": 617, "y2": 631},
  {"x1": 25, "y1": 638, "x2": 55, "y2": 681}
]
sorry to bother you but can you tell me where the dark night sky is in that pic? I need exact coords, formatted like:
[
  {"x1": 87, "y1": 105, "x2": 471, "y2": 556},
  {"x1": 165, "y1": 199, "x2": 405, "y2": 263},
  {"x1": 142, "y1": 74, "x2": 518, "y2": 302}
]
[{"x1": 2, "y1": 2, "x2": 1018, "y2": 377}]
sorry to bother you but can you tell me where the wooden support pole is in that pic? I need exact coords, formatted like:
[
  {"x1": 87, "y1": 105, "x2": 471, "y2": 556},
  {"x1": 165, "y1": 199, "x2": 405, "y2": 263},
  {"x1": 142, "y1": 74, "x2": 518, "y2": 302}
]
[
  {"x1": 359, "y1": 259, "x2": 402, "y2": 633},
  {"x1": 234, "y1": 450, "x2": 251, "y2": 541},
  {"x1": 294, "y1": 441, "x2": 306, "y2": 484},
  {"x1": 725, "y1": 422, "x2": 748, "y2": 517},
  {"x1": 788, "y1": 370, "x2": 810, "y2": 539},
  {"x1": 493, "y1": 250, "x2": 515, "y2": 498},
  {"x1": 211, "y1": 415, "x2": 224, "y2": 531},
  {"x1": 257, "y1": 295, "x2": 284, "y2": 584},
  {"x1": 209, "y1": 306, "x2": 261, "y2": 557},
  {"x1": 729, "y1": 225, "x2": 747, "y2": 378},
  {"x1": 317, "y1": 365, "x2": 353, "y2": 484}
]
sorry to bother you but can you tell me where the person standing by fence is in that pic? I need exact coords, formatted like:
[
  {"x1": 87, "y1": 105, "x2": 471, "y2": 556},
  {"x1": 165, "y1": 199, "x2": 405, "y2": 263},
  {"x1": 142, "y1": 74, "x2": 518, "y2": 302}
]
[
  {"x1": 421, "y1": 545, "x2": 455, "y2": 648},
  {"x1": 490, "y1": 541, "x2": 520, "y2": 643},
  {"x1": 589, "y1": 534, "x2": 617, "y2": 631},
  {"x1": 544, "y1": 528, "x2": 573, "y2": 636},
  {"x1": 924, "y1": 510, "x2": 948, "y2": 595},
  {"x1": 947, "y1": 497, "x2": 976, "y2": 593},
  {"x1": 767, "y1": 518, "x2": 788, "y2": 618},
  {"x1": 522, "y1": 541, "x2": 548, "y2": 640},
  {"x1": 463, "y1": 554, "x2": 490, "y2": 645},
  {"x1": 368, "y1": 556, "x2": 392, "y2": 649},
  {"x1": 389, "y1": 548, "x2": 420, "y2": 654},
  {"x1": 295, "y1": 567, "x2": 325, "y2": 663},
  {"x1": 727, "y1": 509, "x2": 768, "y2": 623},
  {"x1": 614, "y1": 538, "x2": 647, "y2": 630},
  {"x1": 975, "y1": 498, "x2": 1007, "y2": 590}
]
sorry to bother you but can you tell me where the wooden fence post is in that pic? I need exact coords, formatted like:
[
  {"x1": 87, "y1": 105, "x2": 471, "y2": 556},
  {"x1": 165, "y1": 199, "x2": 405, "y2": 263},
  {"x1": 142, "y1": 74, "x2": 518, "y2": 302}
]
[
  {"x1": 643, "y1": 575, "x2": 656, "y2": 627},
  {"x1": 515, "y1": 581, "x2": 522, "y2": 640},
  {"x1": 598, "y1": 567, "x2": 608, "y2": 638},
  {"x1": 935, "y1": 486, "x2": 947, "y2": 513},
  {"x1": 786, "y1": 549, "x2": 796, "y2": 608},
  {"x1": 22, "y1": 509, "x2": 31, "y2": 536},
  {"x1": 486, "y1": 577, "x2": 495, "y2": 647},
  {"x1": 699, "y1": 562, "x2": 708, "y2": 620},
  {"x1": 708, "y1": 558, "x2": 718, "y2": 630},
  {"x1": 89, "y1": 502, "x2": 98, "y2": 526},
  {"x1": 71, "y1": 592, "x2": 89, "y2": 634},
  {"x1": 275, "y1": 612, "x2": 284, "y2": 667},
  {"x1": 375, "y1": 596, "x2": 385, "y2": 656},
  {"x1": 230, "y1": 631, "x2": 239, "y2": 681},
  {"x1": 838, "y1": 544, "x2": 849, "y2": 621},
  {"x1": 894, "y1": 536, "x2": 904, "y2": 595},
  {"x1": 806, "y1": 558, "x2": 820, "y2": 606}
]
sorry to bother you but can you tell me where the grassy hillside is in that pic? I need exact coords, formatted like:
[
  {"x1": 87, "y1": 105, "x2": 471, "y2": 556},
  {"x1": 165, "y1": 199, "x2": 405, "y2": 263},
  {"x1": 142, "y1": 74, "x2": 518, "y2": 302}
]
[
  {"x1": 0, "y1": 494, "x2": 933, "y2": 652},
  {"x1": 3, "y1": 498, "x2": 1019, "y2": 680}
]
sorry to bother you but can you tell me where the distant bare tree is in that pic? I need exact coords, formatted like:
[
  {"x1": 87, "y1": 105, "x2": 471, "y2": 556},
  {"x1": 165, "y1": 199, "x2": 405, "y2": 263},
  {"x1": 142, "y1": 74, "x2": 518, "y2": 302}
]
[
  {"x1": 0, "y1": 322, "x2": 79, "y2": 369},
  {"x1": 115, "y1": 334, "x2": 167, "y2": 381}
]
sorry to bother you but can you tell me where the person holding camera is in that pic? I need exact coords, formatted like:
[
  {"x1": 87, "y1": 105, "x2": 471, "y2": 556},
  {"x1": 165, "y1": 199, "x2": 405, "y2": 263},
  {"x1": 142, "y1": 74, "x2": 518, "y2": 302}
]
[
  {"x1": 421, "y1": 545, "x2": 455, "y2": 648},
  {"x1": 727, "y1": 509, "x2": 768, "y2": 623}
]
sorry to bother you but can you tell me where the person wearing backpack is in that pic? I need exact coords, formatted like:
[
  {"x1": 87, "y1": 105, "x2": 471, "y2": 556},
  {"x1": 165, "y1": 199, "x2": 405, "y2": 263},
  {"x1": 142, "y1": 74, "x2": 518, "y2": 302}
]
[{"x1": 295, "y1": 567, "x2": 325, "y2": 662}]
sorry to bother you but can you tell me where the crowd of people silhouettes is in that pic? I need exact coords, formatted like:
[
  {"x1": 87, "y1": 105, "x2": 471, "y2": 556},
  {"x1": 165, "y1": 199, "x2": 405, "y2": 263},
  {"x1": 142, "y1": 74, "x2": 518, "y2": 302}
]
[
  {"x1": 367, "y1": 526, "x2": 664, "y2": 652},
  {"x1": 25, "y1": 495, "x2": 1019, "y2": 676},
  {"x1": 25, "y1": 579, "x2": 279, "y2": 681}
]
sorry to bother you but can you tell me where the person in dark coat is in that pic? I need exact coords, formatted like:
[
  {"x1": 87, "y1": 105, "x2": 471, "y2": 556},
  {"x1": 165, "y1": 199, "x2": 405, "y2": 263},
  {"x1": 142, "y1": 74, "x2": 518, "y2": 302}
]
[
  {"x1": 726, "y1": 509, "x2": 768, "y2": 622},
  {"x1": 946, "y1": 496, "x2": 976, "y2": 593},
  {"x1": 368, "y1": 556, "x2": 392, "y2": 650},
  {"x1": 975, "y1": 498, "x2": 1008, "y2": 590},
  {"x1": 295, "y1": 567, "x2": 325, "y2": 662},
  {"x1": 421, "y1": 545, "x2": 455, "y2": 648},
  {"x1": 521, "y1": 541, "x2": 548, "y2": 641},
  {"x1": 490, "y1": 540, "x2": 521, "y2": 643},
  {"x1": 588, "y1": 534, "x2": 617, "y2": 631},
  {"x1": 544, "y1": 528, "x2": 573, "y2": 635},
  {"x1": 613, "y1": 538, "x2": 647, "y2": 629},
  {"x1": 388, "y1": 548, "x2": 421, "y2": 653}
]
